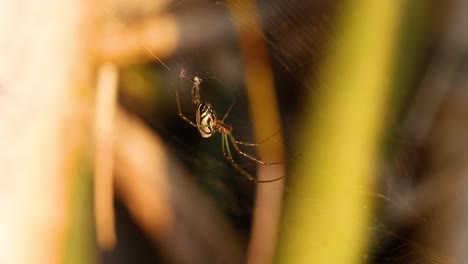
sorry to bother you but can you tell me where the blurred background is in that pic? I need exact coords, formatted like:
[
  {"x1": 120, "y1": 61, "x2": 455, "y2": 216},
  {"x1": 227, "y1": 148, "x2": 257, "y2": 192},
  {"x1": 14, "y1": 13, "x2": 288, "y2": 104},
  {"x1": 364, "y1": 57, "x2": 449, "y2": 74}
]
[{"x1": 1, "y1": 0, "x2": 467, "y2": 263}]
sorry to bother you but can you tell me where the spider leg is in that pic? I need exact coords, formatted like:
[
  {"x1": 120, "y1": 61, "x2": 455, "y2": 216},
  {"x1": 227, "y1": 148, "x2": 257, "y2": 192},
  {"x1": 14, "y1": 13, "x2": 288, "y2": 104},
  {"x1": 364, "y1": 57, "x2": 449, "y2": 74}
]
[
  {"x1": 222, "y1": 134, "x2": 284, "y2": 183},
  {"x1": 176, "y1": 89, "x2": 197, "y2": 127},
  {"x1": 178, "y1": 69, "x2": 201, "y2": 105},
  {"x1": 234, "y1": 129, "x2": 281, "y2": 146},
  {"x1": 228, "y1": 134, "x2": 300, "y2": 165},
  {"x1": 221, "y1": 96, "x2": 239, "y2": 122}
]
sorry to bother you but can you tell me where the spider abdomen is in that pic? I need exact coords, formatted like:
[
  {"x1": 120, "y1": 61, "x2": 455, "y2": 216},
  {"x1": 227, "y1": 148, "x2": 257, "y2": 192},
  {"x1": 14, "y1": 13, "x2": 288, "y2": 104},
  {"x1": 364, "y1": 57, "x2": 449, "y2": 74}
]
[{"x1": 196, "y1": 102, "x2": 217, "y2": 138}]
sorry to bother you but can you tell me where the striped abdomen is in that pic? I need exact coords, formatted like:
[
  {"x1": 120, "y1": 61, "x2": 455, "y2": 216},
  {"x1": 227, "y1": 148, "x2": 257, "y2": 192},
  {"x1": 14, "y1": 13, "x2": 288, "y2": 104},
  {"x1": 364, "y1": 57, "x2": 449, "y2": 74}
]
[{"x1": 196, "y1": 102, "x2": 217, "y2": 138}]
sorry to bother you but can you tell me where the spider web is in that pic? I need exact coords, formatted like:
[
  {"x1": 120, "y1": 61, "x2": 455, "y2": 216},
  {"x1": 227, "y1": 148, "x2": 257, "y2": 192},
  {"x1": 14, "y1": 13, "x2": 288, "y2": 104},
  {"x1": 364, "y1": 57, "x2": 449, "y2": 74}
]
[{"x1": 115, "y1": 0, "x2": 468, "y2": 263}]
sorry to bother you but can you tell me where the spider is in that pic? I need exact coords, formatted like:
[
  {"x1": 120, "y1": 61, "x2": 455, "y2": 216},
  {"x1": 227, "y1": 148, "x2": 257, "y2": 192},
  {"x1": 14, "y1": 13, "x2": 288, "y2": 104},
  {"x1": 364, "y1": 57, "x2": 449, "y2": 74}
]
[{"x1": 176, "y1": 70, "x2": 290, "y2": 183}]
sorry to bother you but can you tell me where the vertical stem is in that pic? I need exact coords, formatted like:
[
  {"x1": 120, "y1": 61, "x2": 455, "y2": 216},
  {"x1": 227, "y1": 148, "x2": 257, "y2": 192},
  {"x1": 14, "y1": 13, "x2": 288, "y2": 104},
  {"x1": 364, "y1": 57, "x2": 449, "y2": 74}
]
[
  {"x1": 226, "y1": 1, "x2": 285, "y2": 263},
  {"x1": 94, "y1": 63, "x2": 119, "y2": 250},
  {"x1": 0, "y1": 0, "x2": 94, "y2": 262},
  {"x1": 277, "y1": 1, "x2": 402, "y2": 263}
]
